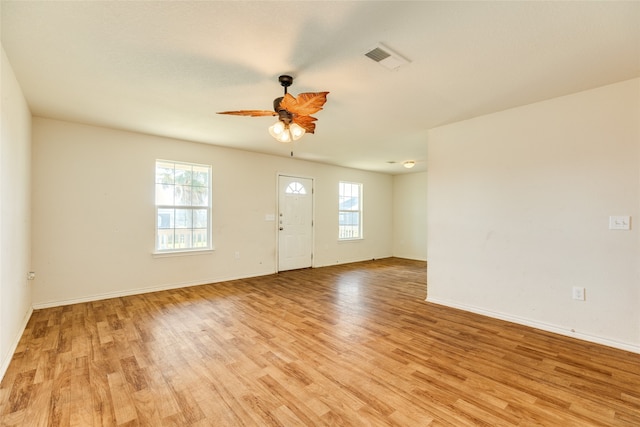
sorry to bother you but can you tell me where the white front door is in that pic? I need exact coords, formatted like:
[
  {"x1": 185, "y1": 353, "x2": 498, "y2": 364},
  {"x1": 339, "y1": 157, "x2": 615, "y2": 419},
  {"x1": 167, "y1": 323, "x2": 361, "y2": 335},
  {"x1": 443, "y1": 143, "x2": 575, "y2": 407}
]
[{"x1": 278, "y1": 175, "x2": 313, "y2": 271}]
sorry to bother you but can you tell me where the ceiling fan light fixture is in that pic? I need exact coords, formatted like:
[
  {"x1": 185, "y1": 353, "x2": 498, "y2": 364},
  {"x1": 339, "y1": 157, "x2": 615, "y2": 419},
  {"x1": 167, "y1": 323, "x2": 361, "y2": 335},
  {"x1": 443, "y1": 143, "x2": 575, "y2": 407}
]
[
  {"x1": 269, "y1": 121, "x2": 291, "y2": 142},
  {"x1": 289, "y1": 123, "x2": 306, "y2": 140},
  {"x1": 269, "y1": 120, "x2": 286, "y2": 137},
  {"x1": 403, "y1": 160, "x2": 416, "y2": 169},
  {"x1": 270, "y1": 122, "x2": 290, "y2": 142},
  {"x1": 277, "y1": 131, "x2": 291, "y2": 143},
  {"x1": 269, "y1": 120, "x2": 305, "y2": 143}
]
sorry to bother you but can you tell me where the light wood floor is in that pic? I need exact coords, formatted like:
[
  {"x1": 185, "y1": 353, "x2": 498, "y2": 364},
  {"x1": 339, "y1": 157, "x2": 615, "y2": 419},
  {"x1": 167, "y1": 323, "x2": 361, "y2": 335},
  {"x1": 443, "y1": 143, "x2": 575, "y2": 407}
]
[{"x1": 1, "y1": 258, "x2": 639, "y2": 426}]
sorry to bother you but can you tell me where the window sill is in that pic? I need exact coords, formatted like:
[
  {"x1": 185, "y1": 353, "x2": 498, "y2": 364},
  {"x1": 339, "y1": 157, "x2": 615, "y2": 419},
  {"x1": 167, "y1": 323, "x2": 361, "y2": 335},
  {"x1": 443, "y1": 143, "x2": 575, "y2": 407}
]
[
  {"x1": 338, "y1": 238, "x2": 363, "y2": 243},
  {"x1": 152, "y1": 248, "x2": 214, "y2": 258}
]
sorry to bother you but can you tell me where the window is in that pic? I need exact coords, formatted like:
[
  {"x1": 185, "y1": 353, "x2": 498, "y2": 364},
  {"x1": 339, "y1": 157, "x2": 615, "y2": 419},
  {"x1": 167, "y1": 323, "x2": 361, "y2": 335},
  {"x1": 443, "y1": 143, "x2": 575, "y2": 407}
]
[
  {"x1": 339, "y1": 181, "x2": 362, "y2": 240},
  {"x1": 285, "y1": 181, "x2": 307, "y2": 194},
  {"x1": 155, "y1": 160, "x2": 211, "y2": 252}
]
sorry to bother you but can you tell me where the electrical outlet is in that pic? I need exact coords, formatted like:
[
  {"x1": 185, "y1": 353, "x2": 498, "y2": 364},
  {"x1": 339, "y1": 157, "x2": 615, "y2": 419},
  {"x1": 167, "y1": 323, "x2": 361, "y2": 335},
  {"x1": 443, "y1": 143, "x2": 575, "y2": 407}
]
[
  {"x1": 572, "y1": 286, "x2": 585, "y2": 301},
  {"x1": 235, "y1": 251, "x2": 240, "y2": 260},
  {"x1": 27, "y1": 272, "x2": 36, "y2": 280}
]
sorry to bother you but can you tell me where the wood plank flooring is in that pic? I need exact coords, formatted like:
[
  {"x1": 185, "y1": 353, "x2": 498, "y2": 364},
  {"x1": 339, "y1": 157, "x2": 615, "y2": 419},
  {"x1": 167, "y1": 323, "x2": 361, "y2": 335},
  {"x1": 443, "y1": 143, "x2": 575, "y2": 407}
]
[{"x1": 1, "y1": 258, "x2": 639, "y2": 426}]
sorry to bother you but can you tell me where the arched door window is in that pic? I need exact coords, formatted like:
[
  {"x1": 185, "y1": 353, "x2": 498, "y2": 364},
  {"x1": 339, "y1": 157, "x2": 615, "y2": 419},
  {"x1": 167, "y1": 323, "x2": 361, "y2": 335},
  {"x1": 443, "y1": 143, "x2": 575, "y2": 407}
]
[{"x1": 285, "y1": 181, "x2": 307, "y2": 195}]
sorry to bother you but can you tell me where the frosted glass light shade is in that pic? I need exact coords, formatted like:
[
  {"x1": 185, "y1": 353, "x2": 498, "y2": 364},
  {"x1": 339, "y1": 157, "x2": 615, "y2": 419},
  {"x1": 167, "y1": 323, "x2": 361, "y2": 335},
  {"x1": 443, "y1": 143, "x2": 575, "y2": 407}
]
[
  {"x1": 269, "y1": 121, "x2": 286, "y2": 138},
  {"x1": 277, "y1": 130, "x2": 291, "y2": 143},
  {"x1": 269, "y1": 120, "x2": 305, "y2": 143},
  {"x1": 289, "y1": 123, "x2": 305, "y2": 140}
]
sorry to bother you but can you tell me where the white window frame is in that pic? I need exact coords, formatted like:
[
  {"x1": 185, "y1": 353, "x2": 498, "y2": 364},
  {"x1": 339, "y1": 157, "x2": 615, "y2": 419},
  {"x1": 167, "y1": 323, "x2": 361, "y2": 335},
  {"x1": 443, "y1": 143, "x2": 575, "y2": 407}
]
[
  {"x1": 338, "y1": 181, "x2": 363, "y2": 240},
  {"x1": 154, "y1": 160, "x2": 212, "y2": 254}
]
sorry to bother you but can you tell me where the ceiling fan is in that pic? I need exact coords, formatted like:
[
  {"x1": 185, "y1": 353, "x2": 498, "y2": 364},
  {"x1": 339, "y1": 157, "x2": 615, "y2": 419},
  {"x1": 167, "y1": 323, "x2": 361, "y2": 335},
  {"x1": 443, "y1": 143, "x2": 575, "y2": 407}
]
[{"x1": 217, "y1": 75, "x2": 329, "y2": 143}]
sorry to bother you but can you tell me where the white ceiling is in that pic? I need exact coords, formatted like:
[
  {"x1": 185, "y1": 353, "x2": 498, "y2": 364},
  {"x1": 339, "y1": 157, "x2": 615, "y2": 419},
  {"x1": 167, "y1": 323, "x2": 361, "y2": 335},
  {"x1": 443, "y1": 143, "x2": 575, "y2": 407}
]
[{"x1": 2, "y1": 1, "x2": 639, "y2": 174}]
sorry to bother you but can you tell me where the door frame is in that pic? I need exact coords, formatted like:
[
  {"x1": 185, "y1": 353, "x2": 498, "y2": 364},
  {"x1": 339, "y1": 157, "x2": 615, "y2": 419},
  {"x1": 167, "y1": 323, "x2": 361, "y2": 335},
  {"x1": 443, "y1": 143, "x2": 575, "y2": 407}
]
[{"x1": 276, "y1": 173, "x2": 315, "y2": 272}]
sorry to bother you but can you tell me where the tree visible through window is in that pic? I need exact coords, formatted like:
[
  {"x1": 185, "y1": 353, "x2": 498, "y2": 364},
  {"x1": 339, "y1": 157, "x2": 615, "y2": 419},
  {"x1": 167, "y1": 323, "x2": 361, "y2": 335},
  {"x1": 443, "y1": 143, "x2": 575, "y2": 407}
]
[
  {"x1": 155, "y1": 160, "x2": 211, "y2": 252},
  {"x1": 339, "y1": 181, "x2": 362, "y2": 239}
]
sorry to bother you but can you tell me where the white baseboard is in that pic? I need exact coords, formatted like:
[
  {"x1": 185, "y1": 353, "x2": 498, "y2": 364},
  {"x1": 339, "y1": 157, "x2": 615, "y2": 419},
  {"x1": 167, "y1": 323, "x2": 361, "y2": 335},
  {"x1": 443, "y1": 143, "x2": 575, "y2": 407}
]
[
  {"x1": 313, "y1": 255, "x2": 393, "y2": 269},
  {"x1": 426, "y1": 296, "x2": 640, "y2": 355},
  {"x1": 31, "y1": 258, "x2": 398, "y2": 309},
  {"x1": 0, "y1": 306, "x2": 33, "y2": 382},
  {"x1": 31, "y1": 270, "x2": 276, "y2": 310}
]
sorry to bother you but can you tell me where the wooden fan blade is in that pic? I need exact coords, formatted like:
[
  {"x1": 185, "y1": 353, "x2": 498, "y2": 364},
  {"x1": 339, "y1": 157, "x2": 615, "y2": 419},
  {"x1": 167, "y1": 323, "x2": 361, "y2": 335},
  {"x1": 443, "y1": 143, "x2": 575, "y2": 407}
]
[
  {"x1": 217, "y1": 110, "x2": 277, "y2": 117},
  {"x1": 279, "y1": 92, "x2": 329, "y2": 116},
  {"x1": 292, "y1": 115, "x2": 318, "y2": 134},
  {"x1": 275, "y1": 94, "x2": 295, "y2": 111}
]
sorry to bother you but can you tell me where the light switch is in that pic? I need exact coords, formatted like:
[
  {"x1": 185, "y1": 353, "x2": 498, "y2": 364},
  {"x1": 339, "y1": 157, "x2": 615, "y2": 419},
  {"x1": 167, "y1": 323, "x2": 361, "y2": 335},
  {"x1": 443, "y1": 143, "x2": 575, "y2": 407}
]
[
  {"x1": 609, "y1": 215, "x2": 631, "y2": 230},
  {"x1": 265, "y1": 214, "x2": 275, "y2": 221}
]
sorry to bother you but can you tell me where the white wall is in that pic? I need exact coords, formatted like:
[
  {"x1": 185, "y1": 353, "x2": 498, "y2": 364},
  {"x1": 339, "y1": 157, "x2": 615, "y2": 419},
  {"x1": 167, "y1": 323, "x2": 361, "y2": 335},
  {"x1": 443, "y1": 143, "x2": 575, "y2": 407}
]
[
  {"x1": 427, "y1": 78, "x2": 640, "y2": 352},
  {"x1": 393, "y1": 172, "x2": 427, "y2": 261},
  {"x1": 31, "y1": 118, "x2": 393, "y2": 307},
  {"x1": 0, "y1": 47, "x2": 33, "y2": 378}
]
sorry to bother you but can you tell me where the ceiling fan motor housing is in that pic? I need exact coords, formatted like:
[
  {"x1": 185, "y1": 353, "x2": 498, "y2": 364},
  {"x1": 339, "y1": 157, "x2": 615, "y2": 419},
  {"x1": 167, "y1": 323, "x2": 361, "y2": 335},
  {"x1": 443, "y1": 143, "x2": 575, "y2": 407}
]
[{"x1": 273, "y1": 97, "x2": 293, "y2": 124}]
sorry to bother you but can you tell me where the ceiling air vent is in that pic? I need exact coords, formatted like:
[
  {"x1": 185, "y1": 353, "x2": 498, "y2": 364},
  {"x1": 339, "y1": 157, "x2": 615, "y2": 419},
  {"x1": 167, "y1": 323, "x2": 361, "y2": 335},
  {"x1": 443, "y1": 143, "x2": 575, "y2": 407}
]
[{"x1": 365, "y1": 43, "x2": 410, "y2": 71}]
